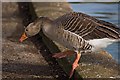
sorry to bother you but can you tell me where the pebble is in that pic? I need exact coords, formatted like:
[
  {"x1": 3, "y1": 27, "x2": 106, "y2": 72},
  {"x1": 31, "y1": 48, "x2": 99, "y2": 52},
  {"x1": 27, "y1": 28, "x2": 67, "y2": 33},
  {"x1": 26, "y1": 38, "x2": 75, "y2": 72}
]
[
  {"x1": 109, "y1": 76, "x2": 115, "y2": 78},
  {"x1": 96, "y1": 74, "x2": 101, "y2": 78},
  {"x1": 55, "y1": 75, "x2": 59, "y2": 78}
]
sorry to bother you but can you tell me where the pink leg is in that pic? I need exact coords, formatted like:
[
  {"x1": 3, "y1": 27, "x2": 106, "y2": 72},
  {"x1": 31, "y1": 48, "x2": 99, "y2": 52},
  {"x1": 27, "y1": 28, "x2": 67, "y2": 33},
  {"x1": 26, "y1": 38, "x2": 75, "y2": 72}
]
[
  {"x1": 69, "y1": 52, "x2": 81, "y2": 78},
  {"x1": 52, "y1": 50, "x2": 75, "y2": 58}
]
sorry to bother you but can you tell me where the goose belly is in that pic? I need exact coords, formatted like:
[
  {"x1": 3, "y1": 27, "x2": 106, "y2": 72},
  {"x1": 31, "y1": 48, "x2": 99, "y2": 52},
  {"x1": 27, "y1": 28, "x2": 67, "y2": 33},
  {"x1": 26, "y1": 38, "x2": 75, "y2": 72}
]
[
  {"x1": 45, "y1": 29, "x2": 92, "y2": 52},
  {"x1": 44, "y1": 30, "x2": 74, "y2": 50}
]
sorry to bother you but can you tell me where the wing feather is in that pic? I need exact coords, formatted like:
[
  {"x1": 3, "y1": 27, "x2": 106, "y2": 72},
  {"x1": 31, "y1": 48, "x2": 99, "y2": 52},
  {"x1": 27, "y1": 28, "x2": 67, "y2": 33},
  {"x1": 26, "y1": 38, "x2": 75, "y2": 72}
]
[{"x1": 54, "y1": 12, "x2": 120, "y2": 40}]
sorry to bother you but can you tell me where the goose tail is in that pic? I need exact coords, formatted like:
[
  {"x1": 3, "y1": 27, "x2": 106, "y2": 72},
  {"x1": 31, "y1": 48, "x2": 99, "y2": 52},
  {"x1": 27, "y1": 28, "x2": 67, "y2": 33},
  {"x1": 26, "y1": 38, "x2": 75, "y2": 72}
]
[
  {"x1": 96, "y1": 20, "x2": 120, "y2": 39},
  {"x1": 88, "y1": 38, "x2": 119, "y2": 52}
]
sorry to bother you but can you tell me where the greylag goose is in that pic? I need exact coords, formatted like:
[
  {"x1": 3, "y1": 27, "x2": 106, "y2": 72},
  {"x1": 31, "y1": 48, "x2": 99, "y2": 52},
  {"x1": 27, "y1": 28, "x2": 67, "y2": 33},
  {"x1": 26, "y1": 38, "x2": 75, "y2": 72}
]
[{"x1": 19, "y1": 12, "x2": 120, "y2": 78}]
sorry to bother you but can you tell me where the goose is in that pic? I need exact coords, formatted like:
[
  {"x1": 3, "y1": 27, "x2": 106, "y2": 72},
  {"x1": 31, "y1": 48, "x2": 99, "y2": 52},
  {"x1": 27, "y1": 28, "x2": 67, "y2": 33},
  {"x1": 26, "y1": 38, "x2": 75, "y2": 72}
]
[{"x1": 19, "y1": 12, "x2": 120, "y2": 78}]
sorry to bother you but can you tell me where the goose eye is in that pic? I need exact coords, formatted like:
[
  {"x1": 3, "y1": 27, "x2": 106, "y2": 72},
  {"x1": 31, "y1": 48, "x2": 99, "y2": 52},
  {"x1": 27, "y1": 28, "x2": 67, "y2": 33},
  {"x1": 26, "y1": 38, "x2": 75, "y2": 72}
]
[{"x1": 26, "y1": 29, "x2": 28, "y2": 32}]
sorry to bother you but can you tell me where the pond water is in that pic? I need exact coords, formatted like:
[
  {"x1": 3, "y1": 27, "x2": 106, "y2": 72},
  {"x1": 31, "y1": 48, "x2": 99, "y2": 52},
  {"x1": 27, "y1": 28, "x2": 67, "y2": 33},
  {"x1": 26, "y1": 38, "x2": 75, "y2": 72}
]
[{"x1": 70, "y1": 3, "x2": 119, "y2": 63}]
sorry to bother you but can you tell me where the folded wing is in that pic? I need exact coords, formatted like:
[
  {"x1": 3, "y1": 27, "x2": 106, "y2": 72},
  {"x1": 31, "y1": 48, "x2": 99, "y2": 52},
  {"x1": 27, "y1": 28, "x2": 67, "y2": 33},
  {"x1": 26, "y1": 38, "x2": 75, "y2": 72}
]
[{"x1": 54, "y1": 12, "x2": 120, "y2": 40}]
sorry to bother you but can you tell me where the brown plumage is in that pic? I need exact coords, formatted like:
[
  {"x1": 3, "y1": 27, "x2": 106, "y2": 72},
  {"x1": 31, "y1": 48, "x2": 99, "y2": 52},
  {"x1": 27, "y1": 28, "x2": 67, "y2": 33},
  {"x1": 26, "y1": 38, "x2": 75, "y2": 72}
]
[{"x1": 54, "y1": 12, "x2": 120, "y2": 40}]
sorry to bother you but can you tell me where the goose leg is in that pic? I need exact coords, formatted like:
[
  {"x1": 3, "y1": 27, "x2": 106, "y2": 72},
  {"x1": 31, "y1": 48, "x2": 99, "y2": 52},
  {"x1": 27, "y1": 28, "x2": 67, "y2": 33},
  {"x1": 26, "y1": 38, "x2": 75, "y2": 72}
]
[
  {"x1": 69, "y1": 52, "x2": 81, "y2": 78},
  {"x1": 52, "y1": 50, "x2": 74, "y2": 58}
]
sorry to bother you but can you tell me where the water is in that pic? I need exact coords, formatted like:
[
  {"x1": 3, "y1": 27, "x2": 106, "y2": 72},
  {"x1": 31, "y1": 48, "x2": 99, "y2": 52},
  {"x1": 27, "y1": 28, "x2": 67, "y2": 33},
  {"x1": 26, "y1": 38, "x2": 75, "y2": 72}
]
[{"x1": 70, "y1": 3, "x2": 119, "y2": 63}]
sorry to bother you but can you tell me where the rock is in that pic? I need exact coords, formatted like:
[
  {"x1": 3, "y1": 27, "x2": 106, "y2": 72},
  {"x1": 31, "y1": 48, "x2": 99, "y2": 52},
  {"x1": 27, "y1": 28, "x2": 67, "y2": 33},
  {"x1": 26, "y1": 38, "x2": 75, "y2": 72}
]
[
  {"x1": 77, "y1": 51, "x2": 119, "y2": 78},
  {"x1": 2, "y1": 38, "x2": 56, "y2": 79},
  {"x1": 2, "y1": 2, "x2": 24, "y2": 39},
  {"x1": 2, "y1": 2, "x2": 58, "y2": 79},
  {"x1": 33, "y1": 2, "x2": 72, "y2": 19}
]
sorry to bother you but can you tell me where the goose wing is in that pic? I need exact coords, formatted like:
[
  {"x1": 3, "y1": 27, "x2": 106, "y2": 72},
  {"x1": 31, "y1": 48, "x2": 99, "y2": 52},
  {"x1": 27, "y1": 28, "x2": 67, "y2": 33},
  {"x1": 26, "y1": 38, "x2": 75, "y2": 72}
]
[{"x1": 54, "y1": 12, "x2": 120, "y2": 40}]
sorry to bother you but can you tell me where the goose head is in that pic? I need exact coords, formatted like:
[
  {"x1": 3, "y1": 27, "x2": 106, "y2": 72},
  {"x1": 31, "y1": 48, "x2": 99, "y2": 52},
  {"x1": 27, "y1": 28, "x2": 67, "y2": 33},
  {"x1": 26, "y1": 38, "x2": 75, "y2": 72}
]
[{"x1": 19, "y1": 17, "x2": 43, "y2": 42}]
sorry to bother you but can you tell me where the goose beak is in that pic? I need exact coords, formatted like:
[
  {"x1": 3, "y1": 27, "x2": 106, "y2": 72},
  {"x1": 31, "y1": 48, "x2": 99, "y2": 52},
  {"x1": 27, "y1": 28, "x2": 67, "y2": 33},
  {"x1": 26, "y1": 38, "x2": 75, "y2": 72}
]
[{"x1": 19, "y1": 32, "x2": 28, "y2": 42}]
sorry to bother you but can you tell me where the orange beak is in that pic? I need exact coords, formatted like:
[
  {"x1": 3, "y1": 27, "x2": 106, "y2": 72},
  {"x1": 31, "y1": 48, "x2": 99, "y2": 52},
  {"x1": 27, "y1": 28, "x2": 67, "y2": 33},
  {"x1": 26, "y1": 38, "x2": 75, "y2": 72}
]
[{"x1": 19, "y1": 32, "x2": 28, "y2": 42}]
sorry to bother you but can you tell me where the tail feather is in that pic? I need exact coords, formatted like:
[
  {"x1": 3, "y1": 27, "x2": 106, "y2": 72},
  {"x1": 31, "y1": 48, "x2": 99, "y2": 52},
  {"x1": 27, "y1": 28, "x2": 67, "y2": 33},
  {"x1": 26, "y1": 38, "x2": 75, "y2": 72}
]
[
  {"x1": 83, "y1": 20, "x2": 120, "y2": 40},
  {"x1": 97, "y1": 20, "x2": 120, "y2": 39},
  {"x1": 96, "y1": 26, "x2": 120, "y2": 39}
]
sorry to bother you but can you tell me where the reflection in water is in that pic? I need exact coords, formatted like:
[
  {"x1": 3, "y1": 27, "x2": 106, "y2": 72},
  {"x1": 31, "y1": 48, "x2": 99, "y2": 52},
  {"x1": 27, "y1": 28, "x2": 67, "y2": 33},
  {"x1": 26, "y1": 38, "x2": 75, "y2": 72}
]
[{"x1": 70, "y1": 3, "x2": 119, "y2": 63}]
